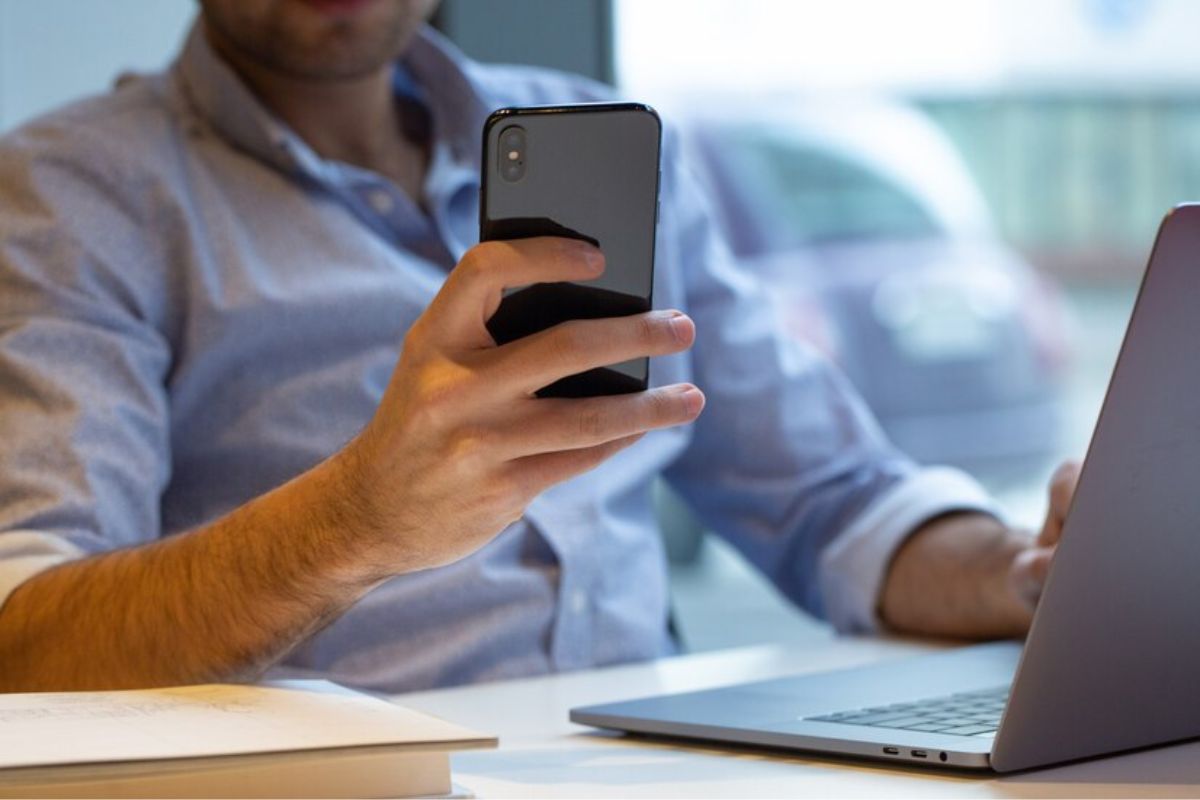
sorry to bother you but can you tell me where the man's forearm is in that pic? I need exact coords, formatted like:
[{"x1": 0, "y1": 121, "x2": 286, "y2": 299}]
[
  {"x1": 879, "y1": 512, "x2": 1033, "y2": 639},
  {"x1": 0, "y1": 452, "x2": 382, "y2": 692}
]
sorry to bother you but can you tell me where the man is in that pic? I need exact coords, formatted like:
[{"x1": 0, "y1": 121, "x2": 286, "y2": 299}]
[{"x1": 0, "y1": 0, "x2": 1076, "y2": 693}]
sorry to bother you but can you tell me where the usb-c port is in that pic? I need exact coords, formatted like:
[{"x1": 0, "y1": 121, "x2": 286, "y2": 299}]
[
  {"x1": 911, "y1": 749, "x2": 928, "y2": 758},
  {"x1": 882, "y1": 747, "x2": 899, "y2": 755}
]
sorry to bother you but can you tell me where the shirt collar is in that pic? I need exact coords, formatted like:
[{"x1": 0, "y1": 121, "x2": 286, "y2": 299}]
[
  {"x1": 172, "y1": 20, "x2": 490, "y2": 180},
  {"x1": 401, "y1": 24, "x2": 492, "y2": 161}
]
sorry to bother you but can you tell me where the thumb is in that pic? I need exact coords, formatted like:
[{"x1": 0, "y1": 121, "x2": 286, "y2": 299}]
[{"x1": 1010, "y1": 546, "x2": 1054, "y2": 610}]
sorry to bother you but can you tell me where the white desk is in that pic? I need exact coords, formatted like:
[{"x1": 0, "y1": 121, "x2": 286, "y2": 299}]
[{"x1": 395, "y1": 636, "x2": 1200, "y2": 798}]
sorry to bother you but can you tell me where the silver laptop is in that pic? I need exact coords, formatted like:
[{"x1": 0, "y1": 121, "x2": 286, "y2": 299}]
[{"x1": 572, "y1": 204, "x2": 1200, "y2": 773}]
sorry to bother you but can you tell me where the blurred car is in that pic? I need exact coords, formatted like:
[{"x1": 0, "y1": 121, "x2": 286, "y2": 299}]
[{"x1": 671, "y1": 97, "x2": 1072, "y2": 483}]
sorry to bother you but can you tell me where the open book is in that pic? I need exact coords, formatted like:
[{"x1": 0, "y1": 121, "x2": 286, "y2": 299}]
[{"x1": 0, "y1": 680, "x2": 495, "y2": 798}]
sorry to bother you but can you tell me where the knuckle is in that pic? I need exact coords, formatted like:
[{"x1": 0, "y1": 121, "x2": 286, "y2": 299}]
[
  {"x1": 411, "y1": 368, "x2": 468, "y2": 429},
  {"x1": 647, "y1": 389, "x2": 678, "y2": 422},
  {"x1": 635, "y1": 314, "x2": 659, "y2": 346},
  {"x1": 448, "y1": 424, "x2": 494, "y2": 462},
  {"x1": 548, "y1": 321, "x2": 589, "y2": 367},
  {"x1": 577, "y1": 406, "x2": 607, "y2": 440},
  {"x1": 410, "y1": 400, "x2": 448, "y2": 435},
  {"x1": 453, "y1": 249, "x2": 480, "y2": 281},
  {"x1": 464, "y1": 240, "x2": 499, "y2": 265},
  {"x1": 457, "y1": 243, "x2": 500, "y2": 283}
]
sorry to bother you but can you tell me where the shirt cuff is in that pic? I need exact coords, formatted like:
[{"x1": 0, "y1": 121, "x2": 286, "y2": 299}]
[
  {"x1": 817, "y1": 466, "x2": 1004, "y2": 634},
  {"x1": 0, "y1": 531, "x2": 85, "y2": 610}
]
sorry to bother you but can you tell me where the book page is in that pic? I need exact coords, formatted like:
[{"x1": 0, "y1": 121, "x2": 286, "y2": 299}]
[{"x1": 0, "y1": 681, "x2": 493, "y2": 770}]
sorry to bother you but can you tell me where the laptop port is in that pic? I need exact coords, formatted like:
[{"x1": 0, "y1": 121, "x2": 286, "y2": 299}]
[
  {"x1": 882, "y1": 747, "x2": 899, "y2": 755},
  {"x1": 940, "y1": 752, "x2": 948, "y2": 762},
  {"x1": 911, "y1": 750, "x2": 928, "y2": 758}
]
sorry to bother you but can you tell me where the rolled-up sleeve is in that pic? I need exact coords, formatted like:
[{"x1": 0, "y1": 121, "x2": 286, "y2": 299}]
[
  {"x1": 0, "y1": 532, "x2": 86, "y2": 606},
  {"x1": 0, "y1": 125, "x2": 173, "y2": 608},
  {"x1": 659, "y1": 143, "x2": 1001, "y2": 632}
]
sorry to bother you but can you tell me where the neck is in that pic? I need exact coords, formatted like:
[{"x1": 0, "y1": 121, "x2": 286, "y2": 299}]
[{"x1": 204, "y1": 23, "x2": 423, "y2": 187}]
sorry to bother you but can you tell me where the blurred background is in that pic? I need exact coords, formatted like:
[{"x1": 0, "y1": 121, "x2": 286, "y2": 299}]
[{"x1": 0, "y1": 0, "x2": 1185, "y2": 649}]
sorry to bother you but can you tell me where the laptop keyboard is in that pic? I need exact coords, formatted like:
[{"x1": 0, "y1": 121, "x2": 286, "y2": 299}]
[{"x1": 807, "y1": 686, "x2": 1008, "y2": 738}]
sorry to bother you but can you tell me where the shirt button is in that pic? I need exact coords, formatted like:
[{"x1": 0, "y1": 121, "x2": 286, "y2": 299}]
[
  {"x1": 368, "y1": 189, "x2": 395, "y2": 215},
  {"x1": 569, "y1": 589, "x2": 588, "y2": 615}
]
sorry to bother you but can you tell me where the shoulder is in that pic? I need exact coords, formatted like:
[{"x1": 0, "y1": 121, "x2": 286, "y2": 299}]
[
  {"x1": 461, "y1": 59, "x2": 684, "y2": 160},
  {"x1": 0, "y1": 75, "x2": 186, "y2": 318},
  {"x1": 463, "y1": 60, "x2": 620, "y2": 109},
  {"x1": 0, "y1": 72, "x2": 183, "y2": 201}
]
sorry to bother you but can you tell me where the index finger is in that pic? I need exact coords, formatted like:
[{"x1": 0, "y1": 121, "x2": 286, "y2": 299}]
[
  {"x1": 492, "y1": 310, "x2": 695, "y2": 396},
  {"x1": 429, "y1": 238, "x2": 604, "y2": 348},
  {"x1": 1038, "y1": 459, "x2": 1081, "y2": 547}
]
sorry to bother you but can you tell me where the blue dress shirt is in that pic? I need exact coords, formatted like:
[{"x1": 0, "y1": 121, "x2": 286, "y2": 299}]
[{"x1": 0, "y1": 23, "x2": 997, "y2": 692}]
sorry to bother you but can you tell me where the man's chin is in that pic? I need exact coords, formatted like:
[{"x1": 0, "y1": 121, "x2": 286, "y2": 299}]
[
  {"x1": 297, "y1": 0, "x2": 382, "y2": 17},
  {"x1": 202, "y1": 0, "x2": 437, "y2": 82},
  {"x1": 274, "y1": 53, "x2": 397, "y2": 83}
]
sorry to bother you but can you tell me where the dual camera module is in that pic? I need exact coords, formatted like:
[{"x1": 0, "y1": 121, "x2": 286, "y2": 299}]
[{"x1": 499, "y1": 125, "x2": 526, "y2": 182}]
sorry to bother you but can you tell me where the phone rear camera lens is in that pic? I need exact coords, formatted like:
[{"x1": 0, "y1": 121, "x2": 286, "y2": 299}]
[
  {"x1": 500, "y1": 125, "x2": 526, "y2": 146},
  {"x1": 501, "y1": 162, "x2": 524, "y2": 182}
]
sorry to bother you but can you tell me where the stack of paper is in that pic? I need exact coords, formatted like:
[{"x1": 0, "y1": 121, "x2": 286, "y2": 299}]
[{"x1": 0, "y1": 680, "x2": 495, "y2": 798}]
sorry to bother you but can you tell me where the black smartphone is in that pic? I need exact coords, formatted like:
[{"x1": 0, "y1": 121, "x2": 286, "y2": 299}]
[{"x1": 480, "y1": 102, "x2": 662, "y2": 398}]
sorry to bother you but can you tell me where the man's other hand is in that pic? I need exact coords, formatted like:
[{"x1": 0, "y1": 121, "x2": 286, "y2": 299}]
[
  {"x1": 339, "y1": 237, "x2": 704, "y2": 576},
  {"x1": 1009, "y1": 460, "x2": 1081, "y2": 611},
  {"x1": 881, "y1": 459, "x2": 1082, "y2": 638}
]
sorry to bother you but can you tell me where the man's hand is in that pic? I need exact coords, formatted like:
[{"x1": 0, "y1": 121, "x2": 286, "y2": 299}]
[
  {"x1": 1009, "y1": 460, "x2": 1081, "y2": 611},
  {"x1": 880, "y1": 460, "x2": 1082, "y2": 639},
  {"x1": 340, "y1": 236, "x2": 704, "y2": 575},
  {"x1": 0, "y1": 236, "x2": 703, "y2": 692}
]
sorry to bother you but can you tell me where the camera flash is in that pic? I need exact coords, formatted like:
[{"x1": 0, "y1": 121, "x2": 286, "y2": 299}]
[{"x1": 507, "y1": 150, "x2": 520, "y2": 161}]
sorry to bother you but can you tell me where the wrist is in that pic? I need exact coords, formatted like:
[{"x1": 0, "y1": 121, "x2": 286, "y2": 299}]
[
  {"x1": 316, "y1": 438, "x2": 406, "y2": 585},
  {"x1": 248, "y1": 440, "x2": 397, "y2": 596}
]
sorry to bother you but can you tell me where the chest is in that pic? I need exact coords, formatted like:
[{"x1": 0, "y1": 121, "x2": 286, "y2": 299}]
[{"x1": 159, "y1": 145, "x2": 469, "y2": 463}]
